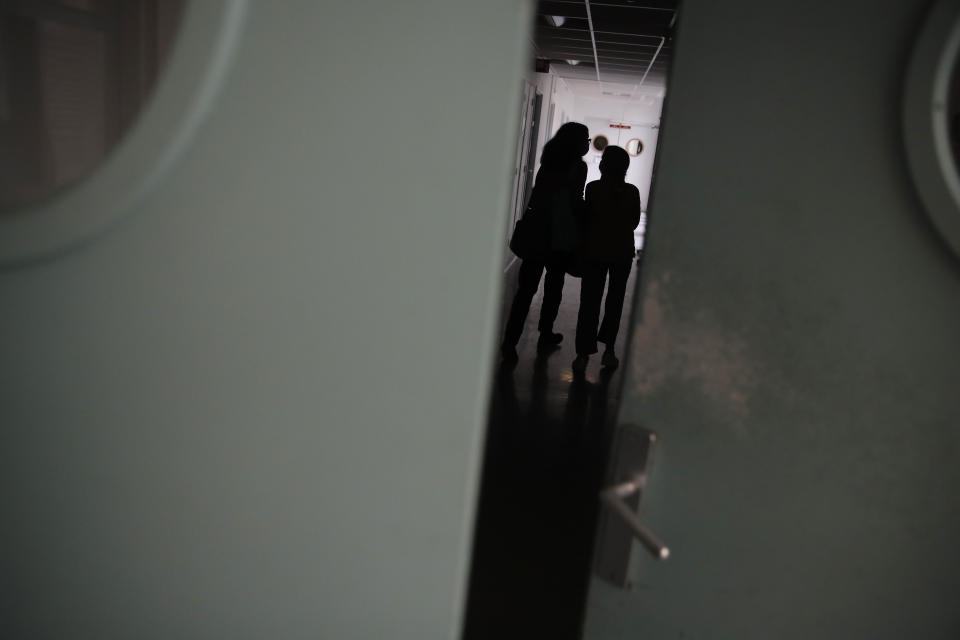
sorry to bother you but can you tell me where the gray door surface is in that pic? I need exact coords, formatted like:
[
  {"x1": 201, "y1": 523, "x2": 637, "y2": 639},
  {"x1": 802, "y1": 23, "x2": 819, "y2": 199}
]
[
  {"x1": 582, "y1": 1, "x2": 960, "y2": 638},
  {"x1": 0, "y1": 2, "x2": 530, "y2": 638}
]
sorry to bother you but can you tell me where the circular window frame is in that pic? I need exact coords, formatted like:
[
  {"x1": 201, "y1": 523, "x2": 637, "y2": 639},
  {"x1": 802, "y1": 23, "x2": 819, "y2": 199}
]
[
  {"x1": 0, "y1": 0, "x2": 248, "y2": 268},
  {"x1": 625, "y1": 138, "x2": 644, "y2": 156},
  {"x1": 903, "y1": 0, "x2": 960, "y2": 260}
]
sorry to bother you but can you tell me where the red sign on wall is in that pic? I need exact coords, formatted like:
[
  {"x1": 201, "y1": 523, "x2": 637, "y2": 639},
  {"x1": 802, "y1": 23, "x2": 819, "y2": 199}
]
[{"x1": 610, "y1": 123, "x2": 632, "y2": 129}]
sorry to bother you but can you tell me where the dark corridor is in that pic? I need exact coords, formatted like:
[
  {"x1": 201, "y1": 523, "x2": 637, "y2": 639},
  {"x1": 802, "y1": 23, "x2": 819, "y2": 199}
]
[{"x1": 463, "y1": 264, "x2": 637, "y2": 639}]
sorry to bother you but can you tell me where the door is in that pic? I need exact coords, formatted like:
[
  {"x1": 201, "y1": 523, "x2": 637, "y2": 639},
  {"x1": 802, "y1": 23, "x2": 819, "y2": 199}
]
[
  {"x1": 581, "y1": 1, "x2": 960, "y2": 638},
  {"x1": 584, "y1": 117, "x2": 659, "y2": 208},
  {"x1": 0, "y1": 2, "x2": 531, "y2": 638},
  {"x1": 619, "y1": 124, "x2": 658, "y2": 212},
  {"x1": 506, "y1": 82, "x2": 542, "y2": 247},
  {"x1": 584, "y1": 117, "x2": 660, "y2": 253}
]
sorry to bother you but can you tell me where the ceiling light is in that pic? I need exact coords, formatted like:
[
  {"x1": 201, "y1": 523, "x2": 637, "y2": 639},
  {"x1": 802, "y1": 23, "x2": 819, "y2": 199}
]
[
  {"x1": 546, "y1": 15, "x2": 566, "y2": 27},
  {"x1": 567, "y1": 59, "x2": 580, "y2": 65}
]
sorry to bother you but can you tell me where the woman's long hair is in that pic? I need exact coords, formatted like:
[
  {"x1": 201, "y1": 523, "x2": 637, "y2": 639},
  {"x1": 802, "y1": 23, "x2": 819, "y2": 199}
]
[{"x1": 540, "y1": 122, "x2": 588, "y2": 169}]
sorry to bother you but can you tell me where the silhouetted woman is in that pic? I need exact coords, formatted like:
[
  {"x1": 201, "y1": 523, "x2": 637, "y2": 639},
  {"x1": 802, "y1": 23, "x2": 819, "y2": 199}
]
[
  {"x1": 501, "y1": 122, "x2": 590, "y2": 361},
  {"x1": 572, "y1": 145, "x2": 641, "y2": 372}
]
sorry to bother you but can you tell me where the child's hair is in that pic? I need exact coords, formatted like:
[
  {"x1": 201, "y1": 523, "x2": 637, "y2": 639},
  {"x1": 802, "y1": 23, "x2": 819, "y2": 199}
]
[{"x1": 599, "y1": 145, "x2": 629, "y2": 178}]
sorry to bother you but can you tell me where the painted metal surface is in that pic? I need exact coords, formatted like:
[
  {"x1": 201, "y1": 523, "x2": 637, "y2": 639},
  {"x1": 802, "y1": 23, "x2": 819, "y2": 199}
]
[{"x1": 583, "y1": 1, "x2": 960, "y2": 637}]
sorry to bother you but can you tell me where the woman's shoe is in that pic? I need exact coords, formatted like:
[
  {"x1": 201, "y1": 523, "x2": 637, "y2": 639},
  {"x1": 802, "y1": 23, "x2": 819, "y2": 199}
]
[
  {"x1": 540, "y1": 332, "x2": 563, "y2": 345},
  {"x1": 601, "y1": 350, "x2": 619, "y2": 369},
  {"x1": 537, "y1": 332, "x2": 563, "y2": 354}
]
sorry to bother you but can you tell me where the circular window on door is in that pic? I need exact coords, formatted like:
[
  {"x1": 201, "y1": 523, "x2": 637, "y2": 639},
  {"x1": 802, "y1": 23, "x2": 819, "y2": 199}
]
[
  {"x1": 0, "y1": 0, "x2": 187, "y2": 213},
  {"x1": 903, "y1": 0, "x2": 960, "y2": 260},
  {"x1": 0, "y1": 0, "x2": 247, "y2": 266},
  {"x1": 625, "y1": 138, "x2": 644, "y2": 156},
  {"x1": 592, "y1": 134, "x2": 609, "y2": 152}
]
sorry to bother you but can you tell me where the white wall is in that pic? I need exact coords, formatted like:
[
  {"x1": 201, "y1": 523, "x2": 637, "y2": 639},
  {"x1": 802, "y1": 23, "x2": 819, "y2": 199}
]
[
  {"x1": 574, "y1": 93, "x2": 665, "y2": 127},
  {"x1": 575, "y1": 91, "x2": 665, "y2": 193},
  {"x1": 0, "y1": 2, "x2": 530, "y2": 638},
  {"x1": 548, "y1": 72, "x2": 577, "y2": 137}
]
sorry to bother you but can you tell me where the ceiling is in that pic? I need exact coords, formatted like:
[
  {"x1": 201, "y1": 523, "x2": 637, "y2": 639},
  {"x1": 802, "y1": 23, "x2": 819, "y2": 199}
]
[{"x1": 531, "y1": 0, "x2": 678, "y2": 88}]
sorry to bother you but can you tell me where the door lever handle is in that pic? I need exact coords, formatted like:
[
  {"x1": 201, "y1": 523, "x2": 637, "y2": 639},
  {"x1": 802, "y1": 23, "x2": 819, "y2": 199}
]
[{"x1": 599, "y1": 478, "x2": 669, "y2": 560}]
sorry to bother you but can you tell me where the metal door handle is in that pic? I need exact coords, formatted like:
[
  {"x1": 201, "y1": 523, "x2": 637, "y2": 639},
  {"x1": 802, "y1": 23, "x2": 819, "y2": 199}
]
[{"x1": 599, "y1": 478, "x2": 669, "y2": 560}]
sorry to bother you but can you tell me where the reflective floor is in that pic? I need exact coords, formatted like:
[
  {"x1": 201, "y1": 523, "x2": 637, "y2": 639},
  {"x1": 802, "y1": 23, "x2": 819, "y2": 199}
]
[{"x1": 462, "y1": 260, "x2": 637, "y2": 639}]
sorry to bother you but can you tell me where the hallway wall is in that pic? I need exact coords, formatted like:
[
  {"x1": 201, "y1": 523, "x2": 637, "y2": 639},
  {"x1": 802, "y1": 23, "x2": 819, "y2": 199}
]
[
  {"x1": 585, "y1": 0, "x2": 960, "y2": 637},
  {"x1": 574, "y1": 93, "x2": 664, "y2": 127}
]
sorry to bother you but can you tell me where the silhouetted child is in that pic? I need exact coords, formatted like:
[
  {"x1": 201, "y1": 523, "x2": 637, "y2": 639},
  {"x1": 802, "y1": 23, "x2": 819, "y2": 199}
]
[{"x1": 572, "y1": 145, "x2": 641, "y2": 372}]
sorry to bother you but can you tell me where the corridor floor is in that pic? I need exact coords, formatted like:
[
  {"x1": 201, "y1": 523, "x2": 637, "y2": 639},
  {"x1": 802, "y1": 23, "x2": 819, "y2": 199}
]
[{"x1": 462, "y1": 260, "x2": 638, "y2": 639}]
